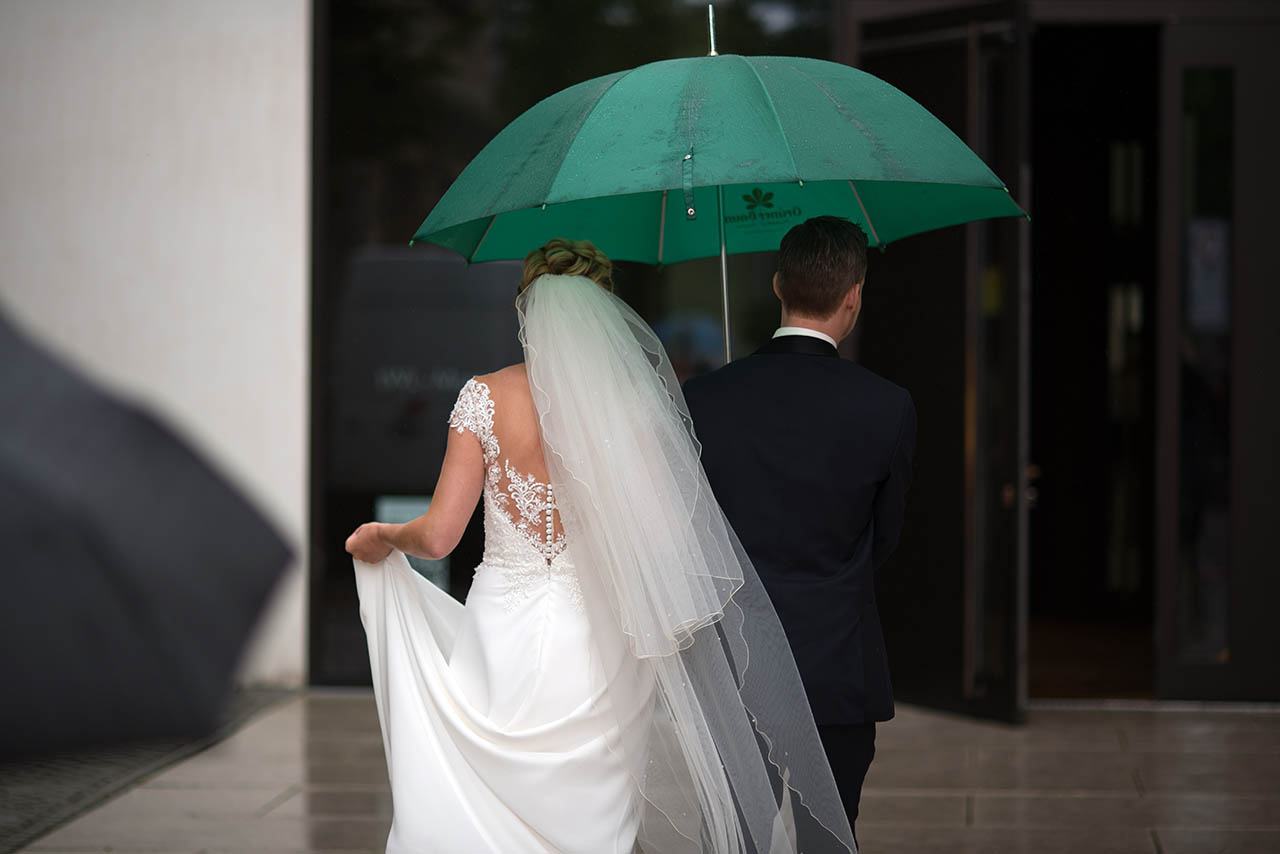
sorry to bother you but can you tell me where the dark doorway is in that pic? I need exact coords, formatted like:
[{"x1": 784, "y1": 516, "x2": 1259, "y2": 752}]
[
  {"x1": 1029, "y1": 25, "x2": 1160, "y2": 698},
  {"x1": 856, "y1": 1, "x2": 1030, "y2": 723}
]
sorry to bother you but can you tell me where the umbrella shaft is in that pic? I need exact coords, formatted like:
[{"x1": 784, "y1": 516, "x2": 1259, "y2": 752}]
[{"x1": 718, "y1": 184, "x2": 731, "y2": 365}]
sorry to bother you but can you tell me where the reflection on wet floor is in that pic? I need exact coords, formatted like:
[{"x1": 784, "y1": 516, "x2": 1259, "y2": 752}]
[{"x1": 23, "y1": 691, "x2": 1280, "y2": 853}]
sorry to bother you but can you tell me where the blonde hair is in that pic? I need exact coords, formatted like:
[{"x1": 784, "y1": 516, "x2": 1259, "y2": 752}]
[{"x1": 519, "y1": 238, "x2": 614, "y2": 294}]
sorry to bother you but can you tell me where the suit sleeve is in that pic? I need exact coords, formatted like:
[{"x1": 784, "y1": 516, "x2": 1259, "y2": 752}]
[{"x1": 872, "y1": 390, "x2": 917, "y2": 570}]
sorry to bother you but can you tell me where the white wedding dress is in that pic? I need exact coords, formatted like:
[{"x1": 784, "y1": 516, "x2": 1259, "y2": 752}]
[
  {"x1": 355, "y1": 274, "x2": 857, "y2": 854},
  {"x1": 354, "y1": 378, "x2": 654, "y2": 853}
]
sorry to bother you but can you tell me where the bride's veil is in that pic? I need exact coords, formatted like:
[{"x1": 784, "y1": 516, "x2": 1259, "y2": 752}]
[{"x1": 518, "y1": 274, "x2": 856, "y2": 854}]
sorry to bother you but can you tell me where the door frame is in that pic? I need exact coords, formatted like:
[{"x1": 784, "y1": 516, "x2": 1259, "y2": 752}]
[
  {"x1": 1155, "y1": 16, "x2": 1280, "y2": 700},
  {"x1": 847, "y1": 0, "x2": 1032, "y2": 723}
]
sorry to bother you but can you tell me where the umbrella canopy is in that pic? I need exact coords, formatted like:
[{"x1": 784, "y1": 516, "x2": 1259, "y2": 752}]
[
  {"x1": 0, "y1": 311, "x2": 291, "y2": 756},
  {"x1": 416, "y1": 53, "x2": 1026, "y2": 263}
]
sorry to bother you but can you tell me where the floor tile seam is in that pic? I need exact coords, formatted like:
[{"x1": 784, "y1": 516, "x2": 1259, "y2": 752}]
[
  {"x1": 232, "y1": 696, "x2": 308, "y2": 726},
  {"x1": 170, "y1": 754, "x2": 391, "y2": 762},
  {"x1": 857, "y1": 821, "x2": 1269, "y2": 836},
  {"x1": 160, "y1": 752, "x2": 388, "y2": 761},
  {"x1": 961, "y1": 820, "x2": 1280, "y2": 831},
  {"x1": 31, "y1": 815, "x2": 393, "y2": 831},
  {"x1": 1123, "y1": 748, "x2": 1280, "y2": 754},
  {"x1": 253, "y1": 783, "x2": 302, "y2": 818},
  {"x1": 854, "y1": 820, "x2": 1159, "y2": 833},
  {"x1": 304, "y1": 687, "x2": 377, "y2": 697},
  {"x1": 1013, "y1": 736, "x2": 1280, "y2": 741},
  {"x1": 1027, "y1": 700, "x2": 1280, "y2": 712},
  {"x1": 140, "y1": 782, "x2": 295, "y2": 790},
  {"x1": 258, "y1": 812, "x2": 393, "y2": 820},
  {"x1": 855, "y1": 819, "x2": 1280, "y2": 834},
  {"x1": 876, "y1": 746, "x2": 1150, "y2": 753},
  {"x1": 1140, "y1": 787, "x2": 1280, "y2": 794},
  {"x1": 25, "y1": 849, "x2": 384, "y2": 854},
  {"x1": 958, "y1": 819, "x2": 1280, "y2": 830},
  {"x1": 150, "y1": 765, "x2": 390, "y2": 775},
  {"x1": 862, "y1": 787, "x2": 1151, "y2": 796},
  {"x1": 870, "y1": 778, "x2": 1280, "y2": 791},
  {"x1": 880, "y1": 741, "x2": 1280, "y2": 748},
  {"x1": 292, "y1": 782, "x2": 392, "y2": 790},
  {"x1": 256, "y1": 815, "x2": 393, "y2": 824},
  {"x1": 864, "y1": 787, "x2": 1280, "y2": 799},
  {"x1": 1159, "y1": 824, "x2": 1280, "y2": 832},
  {"x1": 965, "y1": 793, "x2": 1280, "y2": 801}
]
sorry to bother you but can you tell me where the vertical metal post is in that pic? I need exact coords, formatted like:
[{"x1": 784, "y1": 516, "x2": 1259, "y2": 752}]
[
  {"x1": 1013, "y1": 0, "x2": 1032, "y2": 722},
  {"x1": 710, "y1": 6, "x2": 727, "y2": 363},
  {"x1": 717, "y1": 184, "x2": 731, "y2": 364},
  {"x1": 961, "y1": 21, "x2": 981, "y2": 702}
]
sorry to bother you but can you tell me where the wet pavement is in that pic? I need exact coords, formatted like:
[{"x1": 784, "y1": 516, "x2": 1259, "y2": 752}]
[{"x1": 21, "y1": 691, "x2": 1280, "y2": 853}]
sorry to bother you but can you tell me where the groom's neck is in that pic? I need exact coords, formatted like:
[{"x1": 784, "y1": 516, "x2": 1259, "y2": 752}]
[{"x1": 778, "y1": 311, "x2": 849, "y2": 345}]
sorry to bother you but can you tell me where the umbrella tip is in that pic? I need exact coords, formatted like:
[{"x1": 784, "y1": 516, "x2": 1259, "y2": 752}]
[{"x1": 707, "y1": 4, "x2": 718, "y2": 56}]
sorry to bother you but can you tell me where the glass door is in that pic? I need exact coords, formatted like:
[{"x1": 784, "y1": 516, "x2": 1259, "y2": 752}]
[
  {"x1": 852, "y1": 2, "x2": 1030, "y2": 722},
  {"x1": 1156, "y1": 20, "x2": 1280, "y2": 700}
]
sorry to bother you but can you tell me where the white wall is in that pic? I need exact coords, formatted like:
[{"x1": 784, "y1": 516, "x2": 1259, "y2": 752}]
[{"x1": 0, "y1": 1, "x2": 310, "y2": 686}]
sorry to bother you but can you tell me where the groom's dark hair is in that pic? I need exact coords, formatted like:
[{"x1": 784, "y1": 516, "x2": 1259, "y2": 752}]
[{"x1": 776, "y1": 216, "x2": 868, "y2": 319}]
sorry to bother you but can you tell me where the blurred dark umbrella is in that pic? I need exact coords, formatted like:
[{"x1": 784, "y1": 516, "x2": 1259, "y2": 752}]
[{"x1": 0, "y1": 310, "x2": 291, "y2": 757}]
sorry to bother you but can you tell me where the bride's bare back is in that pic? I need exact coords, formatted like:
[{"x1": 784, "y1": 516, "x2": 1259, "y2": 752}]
[
  {"x1": 482, "y1": 364, "x2": 551, "y2": 484},
  {"x1": 377, "y1": 363, "x2": 561, "y2": 562},
  {"x1": 466, "y1": 363, "x2": 565, "y2": 548}
]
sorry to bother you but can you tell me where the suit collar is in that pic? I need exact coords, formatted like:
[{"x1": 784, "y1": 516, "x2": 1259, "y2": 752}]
[{"x1": 755, "y1": 333, "x2": 839, "y2": 358}]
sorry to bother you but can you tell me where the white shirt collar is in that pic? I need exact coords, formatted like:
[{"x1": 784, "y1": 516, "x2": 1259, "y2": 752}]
[{"x1": 773, "y1": 326, "x2": 838, "y2": 350}]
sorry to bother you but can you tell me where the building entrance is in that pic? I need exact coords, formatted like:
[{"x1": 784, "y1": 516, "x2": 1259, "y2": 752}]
[{"x1": 1028, "y1": 25, "x2": 1160, "y2": 699}]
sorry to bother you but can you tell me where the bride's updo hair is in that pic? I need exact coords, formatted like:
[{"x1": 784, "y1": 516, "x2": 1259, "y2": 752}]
[{"x1": 519, "y1": 238, "x2": 614, "y2": 294}]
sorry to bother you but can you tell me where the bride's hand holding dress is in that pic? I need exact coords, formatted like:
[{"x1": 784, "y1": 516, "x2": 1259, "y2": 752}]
[
  {"x1": 344, "y1": 523, "x2": 391, "y2": 564},
  {"x1": 345, "y1": 423, "x2": 484, "y2": 565}
]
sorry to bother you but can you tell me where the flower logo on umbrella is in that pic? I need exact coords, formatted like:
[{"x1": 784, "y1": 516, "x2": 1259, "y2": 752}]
[{"x1": 742, "y1": 188, "x2": 774, "y2": 210}]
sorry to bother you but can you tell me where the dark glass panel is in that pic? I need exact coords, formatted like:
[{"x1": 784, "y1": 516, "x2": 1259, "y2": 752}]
[{"x1": 1177, "y1": 68, "x2": 1233, "y2": 666}]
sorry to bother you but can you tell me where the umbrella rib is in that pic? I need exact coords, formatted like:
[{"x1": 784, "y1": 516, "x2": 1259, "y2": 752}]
[
  {"x1": 541, "y1": 68, "x2": 641, "y2": 205},
  {"x1": 471, "y1": 216, "x2": 498, "y2": 262},
  {"x1": 789, "y1": 63, "x2": 910, "y2": 182},
  {"x1": 847, "y1": 180, "x2": 881, "y2": 246},
  {"x1": 739, "y1": 57, "x2": 801, "y2": 181},
  {"x1": 658, "y1": 190, "x2": 668, "y2": 264}
]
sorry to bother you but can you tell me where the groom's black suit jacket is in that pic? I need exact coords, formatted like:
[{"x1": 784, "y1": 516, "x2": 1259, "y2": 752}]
[{"x1": 683, "y1": 333, "x2": 916, "y2": 725}]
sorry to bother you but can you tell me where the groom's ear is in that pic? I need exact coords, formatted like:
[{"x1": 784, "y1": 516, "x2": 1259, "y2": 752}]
[
  {"x1": 846, "y1": 280, "x2": 863, "y2": 309},
  {"x1": 771, "y1": 272, "x2": 782, "y2": 302}
]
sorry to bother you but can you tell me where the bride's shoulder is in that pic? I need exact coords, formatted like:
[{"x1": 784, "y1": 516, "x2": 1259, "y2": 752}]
[{"x1": 475, "y1": 363, "x2": 529, "y2": 395}]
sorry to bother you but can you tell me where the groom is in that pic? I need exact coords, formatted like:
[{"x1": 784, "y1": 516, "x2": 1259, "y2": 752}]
[{"x1": 683, "y1": 216, "x2": 916, "y2": 839}]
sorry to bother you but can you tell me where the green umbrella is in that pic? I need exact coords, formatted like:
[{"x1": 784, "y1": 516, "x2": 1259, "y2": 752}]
[{"x1": 415, "y1": 51, "x2": 1026, "y2": 360}]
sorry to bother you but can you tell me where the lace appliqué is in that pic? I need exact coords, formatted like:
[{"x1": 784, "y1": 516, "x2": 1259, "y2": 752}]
[
  {"x1": 495, "y1": 551, "x2": 583, "y2": 614},
  {"x1": 503, "y1": 462, "x2": 568, "y2": 561},
  {"x1": 448, "y1": 379, "x2": 580, "y2": 613},
  {"x1": 448, "y1": 378, "x2": 499, "y2": 464}
]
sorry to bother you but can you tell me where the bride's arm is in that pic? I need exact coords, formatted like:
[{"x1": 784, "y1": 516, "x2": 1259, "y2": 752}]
[{"x1": 346, "y1": 426, "x2": 485, "y2": 562}]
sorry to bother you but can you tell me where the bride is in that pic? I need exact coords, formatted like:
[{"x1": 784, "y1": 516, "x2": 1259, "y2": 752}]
[{"x1": 346, "y1": 239, "x2": 855, "y2": 854}]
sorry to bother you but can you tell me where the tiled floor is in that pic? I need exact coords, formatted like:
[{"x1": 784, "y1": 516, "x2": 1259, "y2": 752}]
[{"x1": 23, "y1": 692, "x2": 1280, "y2": 853}]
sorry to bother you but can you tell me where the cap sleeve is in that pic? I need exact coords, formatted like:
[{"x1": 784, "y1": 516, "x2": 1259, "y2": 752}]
[{"x1": 448, "y1": 378, "x2": 499, "y2": 464}]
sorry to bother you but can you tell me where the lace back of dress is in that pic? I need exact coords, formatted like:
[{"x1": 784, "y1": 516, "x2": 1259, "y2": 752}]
[{"x1": 449, "y1": 377, "x2": 565, "y2": 563}]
